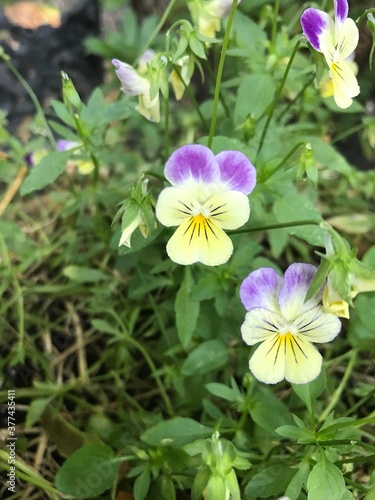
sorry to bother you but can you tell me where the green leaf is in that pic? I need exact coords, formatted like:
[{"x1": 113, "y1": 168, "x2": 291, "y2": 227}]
[
  {"x1": 63, "y1": 265, "x2": 108, "y2": 283},
  {"x1": 181, "y1": 340, "x2": 229, "y2": 376},
  {"x1": 285, "y1": 461, "x2": 310, "y2": 500},
  {"x1": 234, "y1": 74, "x2": 275, "y2": 123},
  {"x1": 134, "y1": 469, "x2": 151, "y2": 500},
  {"x1": 175, "y1": 267, "x2": 200, "y2": 348},
  {"x1": 205, "y1": 382, "x2": 243, "y2": 403},
  {"x1": 275, "y1": 425, "x2": 315, "y2": 444},
  {"x1": 244, "y1": 465, "x2": 296, "y2": 498},
  {"x1": 292, "y1": 369, "x2": 326, "y2": 414},
  {"x1": 306, "y1": 453, "x2": 346, "y2": 500},
  {"x1": 55, "y1": 444, "x2": 117, "y2": 498},
  {"x1": 51, "y1": 99, "x2": 75, "y2": 127},
  {"x1": 250, "y1": 386, "x2": 292, "y2": 434},
  {"x1": 91, "y1": 319, "x2": 119, "y2": 336},
  {"x1": 141, "y1": 417, "x2": 212, "y2": 448},
  {"x1": 25, "y1": 397, "x2": 54, "y2": 428},
  {"x1": 21, "y1": 151, "x2": 71, "y2": 195},
  {"x1": 305, "y1": 258, "x2": 330, "y2": 302}
]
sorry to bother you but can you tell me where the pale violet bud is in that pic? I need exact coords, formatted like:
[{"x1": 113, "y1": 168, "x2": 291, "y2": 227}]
[
  {"x1": 112, "y1": 58, "x2": 160, "y2": 122},
  {"x1": 112, "y1": 59, "x2": 150, "y2": 96}
]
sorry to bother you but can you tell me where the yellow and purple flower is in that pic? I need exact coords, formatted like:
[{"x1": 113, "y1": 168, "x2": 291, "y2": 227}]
[
  {"x1": 240, "y1": 264, "x2": 342, "y2": 384},
  {"x1": 301, "y1": 0, "x2": 360, "y2": 109},
  {"x1": 155, "y1": 144, "x2": 256, "y2": 266}
]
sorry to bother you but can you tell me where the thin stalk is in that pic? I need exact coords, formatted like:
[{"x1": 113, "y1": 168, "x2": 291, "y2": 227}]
[
  {"x1": 203, "y1": 59, "x2": 230, "y2": 118},
  {"x1": 257, "y1": 39, "x2": 301, "y2": 157},
  {"x1": 135, "y1": 0, "x2": 178, "y2": 63},
  {"x1": 143, "y1": 170, "x2": 167, "y2": 182},
  {"x1": 278, "y1": 74, "x2": 315, "y2": 122},
  {"x1": 164, "y1": 92, "x2": 170, "y2": 161},
  {"x1": 318, "y1": 349, "x2": 358, "y2": 423},
  {"x1": 124, "y1": 334, "x2": 174, "y2": 417},
  {"x1": 331, "y1": 123, "x2": 364, "y2": 145},
  {"x1": 171, "y1": 64, "x2": 209, "y2": 133},
  {"x1": 207, "y1": 0, "x2": 238, "y2": 148},
  {"x1": 0, "y1": 235, "x2": 24, "y2": 347},
  {"x1": 2, "y1": 57, "x2": 56, "y2": 148},
  {"x1": 230, "y1": 218, "x2": 321, "y2": 235},
  {"x1": 261, "y1": 141, "x2": 305, "y2": 181}
]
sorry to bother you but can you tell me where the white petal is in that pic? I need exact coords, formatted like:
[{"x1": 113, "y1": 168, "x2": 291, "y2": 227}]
[
  {"x1": 292, "y1": 306, "x2": 342, "y2": 343},
  {"x1": 136, "y1": 91, "x2": 160, "y2": 122},
  {"x1": 249, "y1": 333, "x2": 286, "y2": 384},
  {"x1": 284, "y1": 334, "x2": 323, "y2": 384},
  {"x1": 155, "y1": 187, "x2": 196, "y2": 227},
  {"x1": 241, "y1": 308, "x2": 286, "y2": 346},
  {"x1": 165, "y1": 215, "x2": 233, "y2": 266},
  {"x1": 336, "y1": 18, "x2": 359, "y2": 60},
  {"x1": 119, "y1": 212, "x2": 143, "y2": 247},
  {"x1": 203, "y1": 191, "x2": 250, "y2": 230}
]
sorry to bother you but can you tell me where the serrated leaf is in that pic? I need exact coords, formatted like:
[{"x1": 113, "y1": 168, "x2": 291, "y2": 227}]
[
  {"x1": 234, "y1": 73, "x2": 275, "y2": 124},
  {"x1": 21, "y1": 151, "x2": 71, "y2": 195},
  {"x1": 175, "y1": 268, "x2": 200, "y2": 348},
  {"x1": 141, "y1": 417, "x2": 212, "y2": 448},
  {"x1": 181, "y1": 340, "x2": 229, "y2": 376},
  {"x1": 275, "y1": 425, "x2": 315, "y2": 444},
  {"x1": 306, "y1": 453, "x2": 346, "y2": 500},
  {"x1": 244, "y1": 465, "x2": 296, "y2": 498},
  {"x1": 55, "y1": 444, "x2": 117, "y2": 498}
]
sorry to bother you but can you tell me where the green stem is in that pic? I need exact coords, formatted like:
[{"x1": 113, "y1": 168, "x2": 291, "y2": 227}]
[
  {"x1": 0, "y1": 235, "x2": 24, "y2": 347},
  {"x1": 135, "y1": 0, "x2": 178, "y2": 63},
  {"x1": 143, "y1": 170, "x2": 167, "y2": 182},
  {"x1": 207, "y1": 0, "x2": 238, "y2": 148},
  {"x1": 91, "y1": 153, "x2": 100, "y2": 187},
  {"x1": 203, "y1": 59, "x2": 230, "y2": 118},
  {"x1": 271, "y1": 0, "x2": 280, "y2": 47},
  {"x1": 164, "y1": 92, "x2": 170, "y2": 161},
  {"x1": 230, "y1": 219, "x2": 321, "y2": 235},
  {"x1": 331, "y1": 123, "x2": 364, "y2": 145},
  {"x1": 278, "y1": 74, "x2": 315, "y2": 122},
  {"x1": 257, "y1": 39, "x2": 301, "y2": 157},
  {"x1": 2, "y1": 56, "x2": 56, "y2": 149},
  {"x1": 318, "y1": 349, "x2": 358, "y2": 423},
  {"x1": 356, "y1": 7, "x2": 375, "y2": 25},
  {"x1": 124, "y1": 334, "x2": 174, "y2": 417},
  {"x1": 261, "y1": 141, "x2": 305, "y2": 181},
  {"x1": 171, "y1": 64, "x2": 209, "y2": 133}
]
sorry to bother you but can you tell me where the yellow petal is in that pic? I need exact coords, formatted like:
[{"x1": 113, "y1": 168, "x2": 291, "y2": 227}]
[
  {"x1": 284, "y1": 334, "x2": 323, "y2": 384},
  {"x1": 249, "y1": 333, "x2": 286, "y2": 384},
  {"x1": 155, "y1": 187, "x2": 196, "y2": 227},
  {"x1": 331, "y1": 59, "x2": 360, "y2": 109},
  {"x1": 166, "y1": 215, "x2": 233, "y2": 266}
]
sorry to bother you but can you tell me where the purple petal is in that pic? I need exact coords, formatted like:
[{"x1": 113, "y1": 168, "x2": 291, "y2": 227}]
[
  {"x1": 300, "y1": 8, "x2": 329, "y2": 51},
  {"x1": 240, "y1": 268, "x2": 283, "y2": 312},
  {"x1": 56, "y1": 140, "x2": 77, "y2": 152},
  {"x1": 334, "y1": 0, "x2": 348, "y2": 24},
  {"x1": 215, "y1": 151, "x2": 256, "y2": 195},
  {"x1": 164, "y1": 145, "x2": 220, "y2": 187},
  {"x1": 278, "y1": 263, "x2": 320, "y2": 321}
]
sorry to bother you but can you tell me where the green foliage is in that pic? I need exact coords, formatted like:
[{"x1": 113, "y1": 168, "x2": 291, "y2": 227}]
[{"x1": 1, "y1": 0, "x2": 375, "y2": 498}]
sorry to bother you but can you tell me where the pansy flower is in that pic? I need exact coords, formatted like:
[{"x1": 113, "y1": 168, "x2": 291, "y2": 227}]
[
  {"x1": 300, "y1": 0, "x2": 360, "y2": 109},
  {"x1": 240, "y1": 263, "x2": 342, "y2": 384},
  {"x1": 189, "y1": 0, "x2": 242, "y2": 39},
  {"x1": 155, "y1": 144, "x2": 256, "y2": 266}
]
